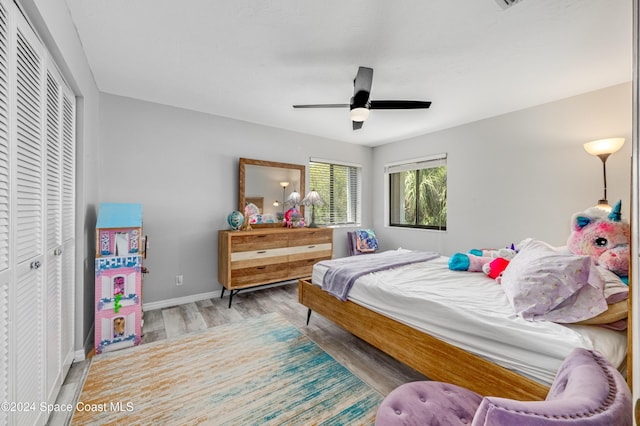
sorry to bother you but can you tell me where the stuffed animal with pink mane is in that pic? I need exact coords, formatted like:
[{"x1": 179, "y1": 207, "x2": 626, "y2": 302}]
[{"x1": 566, "y1": 200, "x2": 630, "y2": 283}]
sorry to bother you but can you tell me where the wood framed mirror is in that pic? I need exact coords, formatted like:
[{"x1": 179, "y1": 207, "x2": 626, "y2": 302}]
[{"x1": 239, "y1": 158, "x2": 305, "y2": 227}]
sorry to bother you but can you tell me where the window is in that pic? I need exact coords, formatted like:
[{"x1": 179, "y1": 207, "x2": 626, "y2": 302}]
[
  {"x1": 308, "y1": 159, "x2": 361, "y2": 226},
  {"x1": 387, "y1": 154, "x2": 447, "y2": 230}
]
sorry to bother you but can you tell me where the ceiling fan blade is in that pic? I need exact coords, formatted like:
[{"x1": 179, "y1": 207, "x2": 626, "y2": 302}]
[
  {"x1": 369, "y1": 100, "x2": 432, "y2": 109},
  {"x1": 293, "y1": 104, "x2": 349, "y2": 108},
  {"x1": 352, "y1": 120, "x2": 364, "y2": 130},
  {"x1": 354, "y1": 67, "x2": 373, "y2": 95}
]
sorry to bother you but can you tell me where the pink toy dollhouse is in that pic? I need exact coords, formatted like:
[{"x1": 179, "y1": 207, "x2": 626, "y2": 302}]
[{"x1": 94, "y1": 203, "x2": 145, "y2": 354}]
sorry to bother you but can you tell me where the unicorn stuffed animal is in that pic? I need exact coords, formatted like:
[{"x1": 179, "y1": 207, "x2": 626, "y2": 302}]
[{"x1": 566, "y1": 200, "x2": 630, "y2": 282}]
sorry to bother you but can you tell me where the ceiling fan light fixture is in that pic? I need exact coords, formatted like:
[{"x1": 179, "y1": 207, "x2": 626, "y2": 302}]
[{"x1": 350, "y1": 106, "x2": 370, "y2": 122}]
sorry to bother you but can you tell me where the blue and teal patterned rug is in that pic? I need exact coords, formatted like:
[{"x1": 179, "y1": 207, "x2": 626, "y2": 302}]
[{"x1": 73, "y1": 312, "x2": 383, "y2": 425}]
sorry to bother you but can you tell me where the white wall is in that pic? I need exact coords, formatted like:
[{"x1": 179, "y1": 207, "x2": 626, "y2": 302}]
[
  {"x1": 372, "y1": 83, "x2": 632, "y2": 255},
  {"x1": 98, "y1": 93, "x2": 373, "y2": 304},
  {"x1": 22, "y1": 0, "x2": 101, "y2": 357}
]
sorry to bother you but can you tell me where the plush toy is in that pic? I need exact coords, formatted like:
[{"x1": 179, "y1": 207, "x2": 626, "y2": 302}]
[
  {"x1": 566, "y1": 200, "x2": 630, "y2": 283},
  {"x1": 482, "y1": 257, "x2": 510, "y2": 280},
  {"x1": 448, "y1": 245, "x2": 518, "y2": 280},
  {"x1": 469, "y1": 246, "x2": 518, "y2": 261},
  {"x1": 448, "y1": 253, "x2": 493, "y2": 271}
]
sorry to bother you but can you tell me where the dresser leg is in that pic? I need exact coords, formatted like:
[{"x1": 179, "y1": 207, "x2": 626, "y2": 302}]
[
  {"x1": 306, "y1": 308, "x2": 312, "y2": 325},
  {"x1": 220, "y1": 287, "x2": 225, "y2": 299},
  {"x1": 228, "y1": 289, "x2": 240, "y2": 308}
]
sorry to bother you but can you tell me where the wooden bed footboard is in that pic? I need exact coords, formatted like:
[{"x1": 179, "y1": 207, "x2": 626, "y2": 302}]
[{"x1": 298, "y1": 278, "x2": 549, "y2": 400}]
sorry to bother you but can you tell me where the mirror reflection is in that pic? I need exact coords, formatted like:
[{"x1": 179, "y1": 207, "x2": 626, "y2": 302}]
[{"x1": 239, "y1": 158, "x2": 305, "y2": 226}]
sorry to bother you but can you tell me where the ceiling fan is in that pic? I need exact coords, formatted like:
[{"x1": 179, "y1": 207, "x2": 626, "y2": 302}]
[{"x1": 293, "y1": 66, "x2": 432, "y2": 130}]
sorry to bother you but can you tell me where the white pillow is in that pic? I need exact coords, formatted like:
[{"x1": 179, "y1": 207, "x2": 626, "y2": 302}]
[{"x1": 501, "y1": 239, "x2": 607, "y2": 323}]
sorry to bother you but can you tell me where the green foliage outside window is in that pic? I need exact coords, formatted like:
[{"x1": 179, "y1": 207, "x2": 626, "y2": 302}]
[{"x1": 389, "y1": 165, "x2": 447, "y2": 230}]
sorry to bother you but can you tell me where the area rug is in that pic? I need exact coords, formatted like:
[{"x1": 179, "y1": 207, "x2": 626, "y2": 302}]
[{"x1": 72, "y1": 312, "x2": 383, "y2": 425}]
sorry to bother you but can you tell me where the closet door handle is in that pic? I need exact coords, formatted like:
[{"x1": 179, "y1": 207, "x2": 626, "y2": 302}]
[
  {"x1": 30, "y1": 260, "x2": 41, "y2": 270},
  {"x1": 53, "y1": 248, "x2": 63, "y2": 256}
]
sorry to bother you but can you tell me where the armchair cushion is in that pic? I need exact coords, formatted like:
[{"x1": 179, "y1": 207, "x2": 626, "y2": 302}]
[{"x1": 375, "y1": 381, "x2": 482, "y2": 425}]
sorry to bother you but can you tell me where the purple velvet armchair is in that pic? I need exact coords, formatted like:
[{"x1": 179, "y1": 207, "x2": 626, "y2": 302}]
[{"x1": 375, "y1": 348, "x2": 631, "y2": 425}]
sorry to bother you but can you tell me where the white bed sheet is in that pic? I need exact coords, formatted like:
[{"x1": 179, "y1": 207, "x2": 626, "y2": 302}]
[{"x1": 312, "y1": 254, "x2": 627, "y2": 386}]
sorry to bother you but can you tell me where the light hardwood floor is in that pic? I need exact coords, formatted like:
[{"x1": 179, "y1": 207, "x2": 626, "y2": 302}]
[{"x1": 47, "y1": 282, "x2": 427, "y2": 425}]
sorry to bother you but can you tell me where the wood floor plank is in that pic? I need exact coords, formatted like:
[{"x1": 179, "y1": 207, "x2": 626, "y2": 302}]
[
  {"x1": 161, "y1": 306, "x2": 188, "y2": 338},
  {"x1": 141, "y1": 308, "x2": 164, "y2": 333},
  {"x1": 140, "y1": 328, "x2": 167, "y2": 344},
  {"x1": 179, "y1": 302, "x2": 208, "y2": 333}
]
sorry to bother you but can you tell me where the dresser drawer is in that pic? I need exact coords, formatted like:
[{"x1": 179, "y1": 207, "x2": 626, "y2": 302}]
[
  {"x1": 293, "y1": 229, "x2": 333, "y2": 246},
  {"x1": 231, "y1": 247, "x2": 289, "y2": 263},
  {"x1": 289, "y1": 256, "x2": 332, "y2": 278},
  {"x1": 288, "y1": 243, "x2": 333, "y2": 261},
  {"x1": 230, "y1": 262, "x2": 290, "y2": 288},
  {"x1": 231, "y1": 232, "x2": 289, "y2": 252}
]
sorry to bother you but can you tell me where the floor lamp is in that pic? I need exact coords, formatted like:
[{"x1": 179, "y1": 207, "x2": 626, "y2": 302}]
[
  {"x1": 279, "y1": 181, "x2": 289, "y2": 213},
  {"x1": 583, "y1": 137, "x2": 625, "y2": 212}
]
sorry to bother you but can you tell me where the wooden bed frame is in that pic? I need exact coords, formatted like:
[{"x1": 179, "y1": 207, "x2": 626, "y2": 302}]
[{"x1": 299, "y1": 277, "x2": 552, "y2": 401}]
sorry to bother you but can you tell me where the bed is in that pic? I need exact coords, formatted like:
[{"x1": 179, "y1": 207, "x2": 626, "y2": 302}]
[{"x1": 298, "y1": 245, "x2": 630, "y2": 401}]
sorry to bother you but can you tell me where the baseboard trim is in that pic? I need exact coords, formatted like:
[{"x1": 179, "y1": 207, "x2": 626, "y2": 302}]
[
  {"x1": 75, "y1": 323, "x2": 95, "y2": 361},
  {"x1": 143, "y1": 281, "x2": 297, "y2": 311},
  {"x1": 142, "y1": 291, "x2": 220, "y2": 311}
]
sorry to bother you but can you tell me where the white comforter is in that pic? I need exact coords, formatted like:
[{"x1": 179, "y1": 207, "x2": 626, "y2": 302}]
[{"x1": 312, "y1": 254, "x2": 627, "y2": 386}]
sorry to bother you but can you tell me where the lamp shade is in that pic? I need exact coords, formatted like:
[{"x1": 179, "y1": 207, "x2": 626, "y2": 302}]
[
  {"x1": 595, "y1": 200, "x2": 612, "y2": 212},
  {"x1": 302, "y1": 190, "x2": 324, "y2": 206},
  {"x1": 287, "y1": 190, "x2": 301, "y2": 206},
  {"x1": 583, "y1": 138, "x2": 625, "y2": 156}
]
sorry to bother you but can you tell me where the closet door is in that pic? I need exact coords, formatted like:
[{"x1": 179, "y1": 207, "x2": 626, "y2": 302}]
[
  {"x1": 0, "y1": 2, "x2": 74, "y2": 423},
  {"x1": 12, "y1": 6, "x2": 45, "y2": 426},
  {"x1": 44, "y1": 66, "x2": 61, "y2": 403},
  {"x1": 0, "y1": 1, "x2": 10, "y2": 425},
  {"x1": 59, "y1": 83, "x2": 74, "y2": 382},
  {"x1": 44, "y1": 63, "x2": 74, "y2": 404}
]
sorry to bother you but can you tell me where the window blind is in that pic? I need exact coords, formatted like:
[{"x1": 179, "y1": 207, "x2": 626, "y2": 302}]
[{"x1": 308, "y1": 160, "x2": 361, "y2": 226}]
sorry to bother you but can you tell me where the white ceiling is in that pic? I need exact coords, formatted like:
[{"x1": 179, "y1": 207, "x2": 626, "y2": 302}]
[{"x1": 64, "y1": 0, "x2": 632, "y2": 147}]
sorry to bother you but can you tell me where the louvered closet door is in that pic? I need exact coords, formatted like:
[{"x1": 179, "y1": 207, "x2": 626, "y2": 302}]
[
  {"x1": 59, "y1": 82, "x2": 74, "y2": 383},
  {"x1": 0, "y1": 1, "x2": 10, "y2": 425},
  {"x1": 13, "y1": 6, "x2": 45, "y2": 426},
  {"x1": 44, "y1": 66, "x2": 62, "y2": 404},
  {"x1": 0, "y1": 2, "x2": 75, "y2": 423},
  {"x1": 44, "y1": 63, "x2": 74, "y2": 405}
]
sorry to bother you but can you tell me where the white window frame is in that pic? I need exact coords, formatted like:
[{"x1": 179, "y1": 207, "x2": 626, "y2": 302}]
[{"x1": 384, "y1": 153, "x2": 447, "y2": 231}]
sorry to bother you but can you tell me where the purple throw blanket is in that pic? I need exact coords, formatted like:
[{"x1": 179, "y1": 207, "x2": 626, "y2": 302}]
[{"x1": 319, "y1": 250, "x2": 439, "y2": 301}]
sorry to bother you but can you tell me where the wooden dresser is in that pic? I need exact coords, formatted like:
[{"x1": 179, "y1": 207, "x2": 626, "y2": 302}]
[{"x1": 218, "y1": 227, "x2": 333, "y2": 306}]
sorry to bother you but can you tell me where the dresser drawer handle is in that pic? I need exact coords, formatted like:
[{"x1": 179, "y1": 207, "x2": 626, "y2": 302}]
[
  {"x1": 307, "y1": 245, "x2": 316, "y2": 248},
  {"x1": 257, "y1": 266, "x2": 266, "y2": 270},
  {"x1": 257, "y1": 235, "x2": 266, "y2": 238},
  {"x1": 257, "y1": 250, "x2": 267, "y2": 254}
]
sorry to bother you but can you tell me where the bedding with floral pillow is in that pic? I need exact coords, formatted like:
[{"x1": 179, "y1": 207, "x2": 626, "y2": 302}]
[{"x1": 500, "y1": 238, "x2": 608, "y2": 323}]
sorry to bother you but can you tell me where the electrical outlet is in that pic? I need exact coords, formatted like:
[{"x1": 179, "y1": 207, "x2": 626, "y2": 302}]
[{"x1": 176, "y1": 275, "x2": 183, "y2": 286}]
